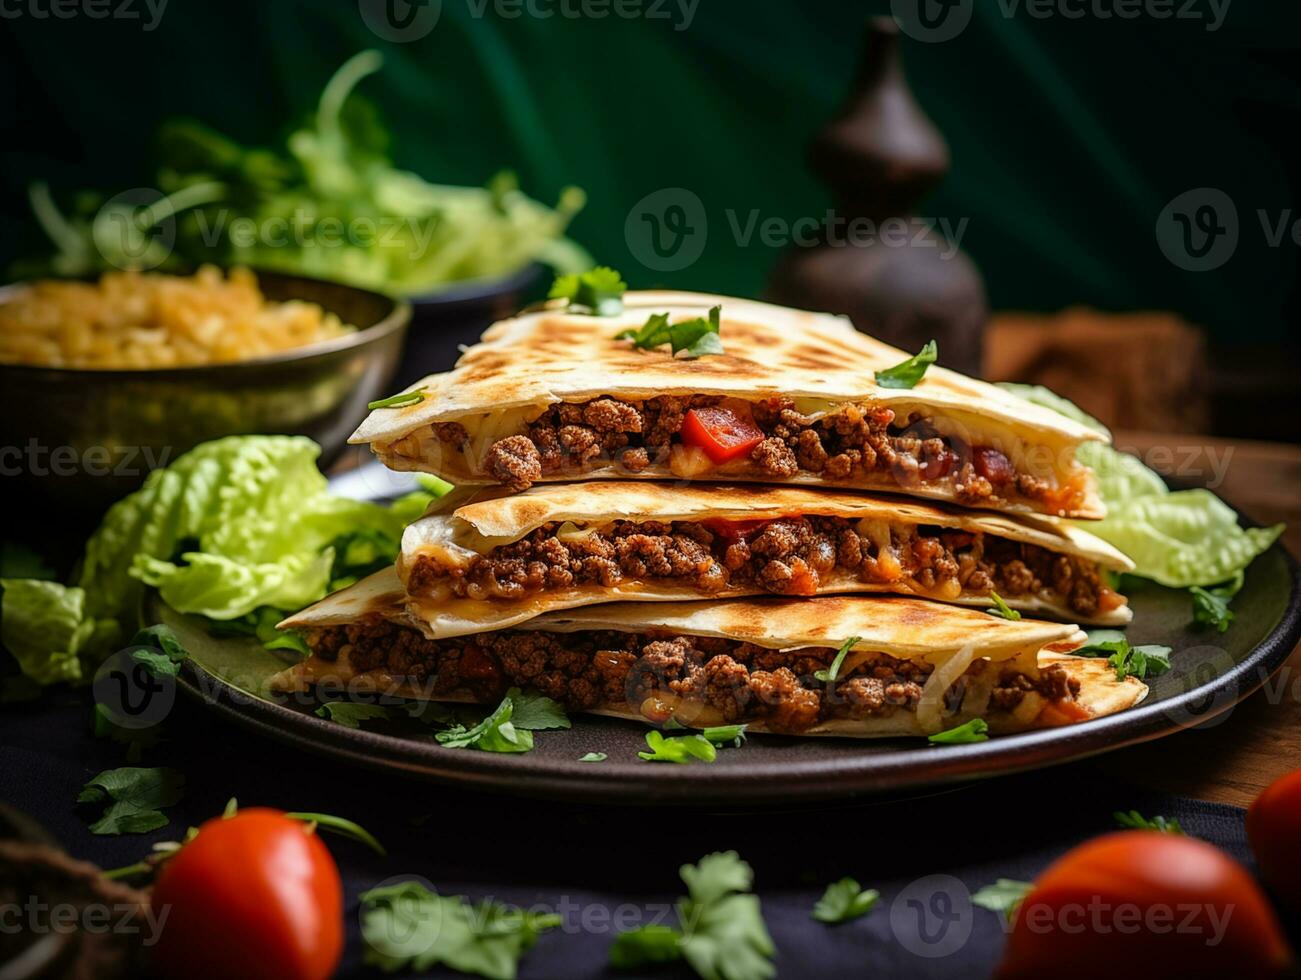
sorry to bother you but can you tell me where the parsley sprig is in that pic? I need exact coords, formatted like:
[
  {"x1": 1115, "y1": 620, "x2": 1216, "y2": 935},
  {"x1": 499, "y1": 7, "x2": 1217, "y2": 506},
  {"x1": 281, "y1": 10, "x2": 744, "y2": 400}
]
[
  {"x1": 77, "y1": 767, "x2": 185, "y2": 835},
  {"x1": 1190, "y1": 573, "x2": 1242, "y2": 633},
  {"x1": 1075, "y1": 635, "x2": 1172, "y2": 682},
  {"x1": 1114, "y1": 810, "x2": 1185, "y2": 835},
  {"x1": 811, "y1": 877, "x2": 880, "y2": 924},
  {"x1": 361, "y1": 880, "x2": 560, "y2": 978},
  {"x1": 549, "y1": 266, "x2": 627, "y2": 315},
  {"x1": 616, "y1": 305, "x2": 723, "y2": 359},
  {"x1": 610, "y1": 851, "x2": 775, "y2": 980},
  {"x1": 972, "y1": 879, "x2": 1034, "y2": 919},
  {"x1": 874, "y1": 340, "x2": 937, "y2": 389},
  {"x1": 927, "y1": 718, "x2": 990, "y2": 744}
]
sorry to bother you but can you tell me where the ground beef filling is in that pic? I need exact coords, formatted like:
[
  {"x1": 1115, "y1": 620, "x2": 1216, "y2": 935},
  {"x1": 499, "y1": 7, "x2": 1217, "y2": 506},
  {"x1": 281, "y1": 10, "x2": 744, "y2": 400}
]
[
  {"x1": 307, "y1": 623, "x2": 1080, "y2": 734},
  {"x1": 405, "y1": 517, "x2": 1116, "y2": 618},
  {"x1": 469, "y1": 395, "x2": 1072, "y2": 510}
]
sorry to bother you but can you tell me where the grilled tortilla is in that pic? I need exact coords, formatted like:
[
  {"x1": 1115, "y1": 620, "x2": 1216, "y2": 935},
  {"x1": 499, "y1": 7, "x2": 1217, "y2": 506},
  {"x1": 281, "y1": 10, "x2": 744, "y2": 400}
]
[
  {"x1": 273, "y1": 568, "x2": 1147, "y2": 738},
  {"x1": 400, "y1": 483, "x2": 1134, "y2": 633},
  {"x1": 352, "y1": 292, "x2": 1106, "y2": 519}
]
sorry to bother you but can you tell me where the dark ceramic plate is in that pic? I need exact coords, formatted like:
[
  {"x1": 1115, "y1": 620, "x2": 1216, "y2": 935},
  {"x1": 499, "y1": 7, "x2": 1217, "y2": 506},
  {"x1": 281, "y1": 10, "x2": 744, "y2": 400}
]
[{"x1": 160, "y1": 535, "x2": 1300, "y2": 806}]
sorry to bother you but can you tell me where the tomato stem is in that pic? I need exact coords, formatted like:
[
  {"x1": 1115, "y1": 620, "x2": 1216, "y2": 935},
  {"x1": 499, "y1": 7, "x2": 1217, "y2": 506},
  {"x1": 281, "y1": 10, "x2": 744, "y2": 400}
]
[{"x1": 102, "y1": 860, "x2": 152, "y2": 881}]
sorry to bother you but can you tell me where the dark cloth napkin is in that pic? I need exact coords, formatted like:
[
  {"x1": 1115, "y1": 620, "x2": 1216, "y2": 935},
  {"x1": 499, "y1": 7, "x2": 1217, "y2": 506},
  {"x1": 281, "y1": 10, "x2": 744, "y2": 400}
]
[{"x1": 0, "y1": 689, "x2": 1292, "y2": 979}]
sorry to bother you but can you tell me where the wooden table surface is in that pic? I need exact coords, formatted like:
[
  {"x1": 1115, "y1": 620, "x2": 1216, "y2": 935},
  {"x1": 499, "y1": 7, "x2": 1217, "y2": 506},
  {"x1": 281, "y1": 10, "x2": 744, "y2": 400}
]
[{"x1": 1093, "y1": 431, "x2": 1301, "y2": 807}]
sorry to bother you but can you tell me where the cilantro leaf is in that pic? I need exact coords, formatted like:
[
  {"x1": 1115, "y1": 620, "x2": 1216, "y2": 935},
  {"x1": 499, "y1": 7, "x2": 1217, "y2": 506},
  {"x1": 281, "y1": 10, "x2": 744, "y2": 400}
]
[
  {"x1": 77, "y1": 767, "x2": 184, "y2": 835},
  {"x1": 611, "y1": 851, "x2": 774, "y2": 979},
  {"x1": 506, "y1": 688, "x2": 571, "y2": 731},
  {"x1": 128, "y1": 624, "x2": 189, "y2": 678},
  {"x1": 436, "y1": 696, "x2": 533, "y2": 753},
  {"x1": 361, "y1": 880, "x2": 560, "y2": 979},
  {"x1": 549, "y1": 266, "x2": 627, "y2": 315},
  {"x1": 316, "y1": 701, "x2": 394, "y2": 728},
  {"x1": 578, "y1": 752, "x2": 608, "y2": 763},
  {"x1": 609, "y1": 924, "x2": 684, "y2": 969},
  {"x1": 1074, "y1": 638, "x2": 1172, "y2": 682},
  {"x1": 985, "y1": 591, "x2": 1022, "y2": 621},
  {"x1": 1114, "y1": 810, "x2": 1185, "y2": 835},
  {"x1": 874, "y1": 340, "x2": 937, "y2": 389},
  {"x1": 813, "y1": 636, "x2": 862, "y2": 684},
  {"x1": 1190, "y1": 586, "x2": 1234, "y2": 633},
  {"x1": 638, "y1": 730, "x2": 717, "y2": 764},
  {"x1": 811, "y1": 877, "x2": 880, "y2": 924},
  {"x1": 616, "y1": 305, "x2": 724, "y2": 359},
  {"x1": 928, "y1": 718, "x2": 990, "y2": 744},
  {"x1": 972, "y1": 879, "x2": 1034, "y2": 919},
  {"x1": 678, "y1": 853, "x2": 775, "y2": 980}
]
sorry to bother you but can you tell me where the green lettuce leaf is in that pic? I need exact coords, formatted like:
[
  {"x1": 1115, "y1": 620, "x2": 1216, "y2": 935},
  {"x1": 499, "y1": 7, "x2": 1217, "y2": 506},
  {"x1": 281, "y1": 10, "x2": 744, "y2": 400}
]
[
  {"x1": 999, "y1": 384, "x2": 1284, "y2": 588},
  {"x1": 4, "y1": 435, "x2": 442, "y2": 685},
  {"x1": 0, "y1": 579, "x2": 118, "y2": 684}
]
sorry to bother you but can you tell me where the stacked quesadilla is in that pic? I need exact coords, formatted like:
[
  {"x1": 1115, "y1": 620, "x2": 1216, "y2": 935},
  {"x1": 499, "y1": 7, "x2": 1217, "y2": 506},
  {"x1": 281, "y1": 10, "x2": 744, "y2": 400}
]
[{"x1": 276, "y1": 291, "x2": 1147, "y2": 739}]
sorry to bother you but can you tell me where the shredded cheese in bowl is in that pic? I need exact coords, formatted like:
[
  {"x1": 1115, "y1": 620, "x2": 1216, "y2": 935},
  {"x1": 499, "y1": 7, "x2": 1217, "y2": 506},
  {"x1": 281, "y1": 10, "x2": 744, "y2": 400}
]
[{"x1": 0, "y1": 265, "x2": 354, "y2": 369}]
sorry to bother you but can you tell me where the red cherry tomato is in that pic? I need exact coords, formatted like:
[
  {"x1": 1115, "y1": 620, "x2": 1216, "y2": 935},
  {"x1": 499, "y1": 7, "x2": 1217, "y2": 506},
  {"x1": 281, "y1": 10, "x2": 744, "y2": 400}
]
[
  {"x1": 680, "y1": 407, "x2": 764, "y2": 464},
  {"x1": 150, "y1": 808, "x2": 343, "y2": 980},
  {"x1": 996, "y1": 831, "x2": 1294, "y2": 980},
  {"x1": 1248, "y1": 768, "x2": 1301, "y2": 910}
]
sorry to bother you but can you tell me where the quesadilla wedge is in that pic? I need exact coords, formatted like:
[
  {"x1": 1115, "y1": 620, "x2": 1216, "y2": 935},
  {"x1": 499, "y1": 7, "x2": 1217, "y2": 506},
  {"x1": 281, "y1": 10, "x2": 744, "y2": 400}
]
[
  {"x1": 272, "y1": 568, "x2": 1147, "y2": 738},
  {"x1": 400, "y1": 483, "x2": 1134, "y2": 634},
  {"x1": 352, "y1": 292, "x2": 1106, "y2": 519}
]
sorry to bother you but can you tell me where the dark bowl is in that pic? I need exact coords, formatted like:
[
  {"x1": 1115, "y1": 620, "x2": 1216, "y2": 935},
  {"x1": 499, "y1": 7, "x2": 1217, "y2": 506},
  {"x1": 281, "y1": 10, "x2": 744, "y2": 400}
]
[
  {"x1": 395, "y1": 262, "x2": 543, "y2": 387},
  {"x1": 0, "y1": 271, "x2": 410, "y2": 523}
]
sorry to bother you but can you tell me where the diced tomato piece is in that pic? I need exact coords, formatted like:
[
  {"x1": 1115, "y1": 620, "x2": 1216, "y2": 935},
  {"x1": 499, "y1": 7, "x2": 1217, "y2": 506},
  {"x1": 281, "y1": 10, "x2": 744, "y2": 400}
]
[
  {"x1": 1035, "y1": 699, "x2": 1092, "y2": 727},
  {"x1": 972, "y1": 446, "x2": 1014, "y2": 486},
  {"x1": 680, "y1": 407, "x2": 764, "y2": 464},
  {"x1": 1096, "y1": 585, "x2": 1127, "y2": 612},
  {"x1": 702, "y1": 518, "x2": 772, "y2": 540}
]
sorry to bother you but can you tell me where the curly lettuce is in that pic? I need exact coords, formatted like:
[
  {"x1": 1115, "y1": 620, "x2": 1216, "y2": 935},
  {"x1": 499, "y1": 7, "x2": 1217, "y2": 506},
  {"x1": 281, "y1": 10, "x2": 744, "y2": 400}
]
[
  {"x1": 1, "y1": 435, "x2": 444, "y2": 685},
  {"x1": 999, "y1": 384, "x2": 1284, "y2": 588}
]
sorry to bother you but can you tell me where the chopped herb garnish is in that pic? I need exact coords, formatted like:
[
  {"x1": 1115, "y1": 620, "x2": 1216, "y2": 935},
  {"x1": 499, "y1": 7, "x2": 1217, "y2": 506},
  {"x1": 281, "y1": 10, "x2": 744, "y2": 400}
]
[
  {"x1": 972, "y1": 879, "x2": 1034, "y2": 919},
  {"x1": 361, "y1": 880, "x2": 560, "y2": 977},
  {"x1": 1075, "y1": 638, "x2": 1172, "y2": 682},
  {"x1": 874, "y1": 340, "x2": 937, "y2": 389},
  {"x1": 286, "y1": 811, "x2": 387, "y2": 855},
  {"x1": 811, "y1": 877, "x2": 880, "y2": 924},
  {"x1": 315, "y1": 701, "x2": 394, "y2": 728},
  {"x1": 1190, "y1": 585, "x2": 1235, "y2": 633},
  {"x1": 77, "y1": 767, "x2": 185, "y2": 835},
  {"x1": 928, "y1": 718, "x2": 990, "y2": 744},
  {"x1": 610, "y1": 851, "x2": 775, "y2": 980},
  {"x1": 506, "y1": 687, "x2": 571, "y2": 731},
  {"x1": 813, "y1": 636, "x2": 862, "y2": 684},
  {"x1": 436, "y1": 695, "x2": 533, "y2": 753},
  {"x1": 616, "y1": 305, "x2": 723, "y2": 359},
  {"x1": 578, "y1": 752, "x2": 608, "y2": 763},
  {"x1": 985, "y1": 591, "x2": 1022, "y2": 621},
  {"x1": 701, "y1": 724, "x2": 748, "y2": 748},
  {"x1": 638, "y1": 729, "x2": 717, "y2": 764},
  {"x1": 1114, "y1": 810, "x2": 1185, "y2": 835},
  {"x1": 549, "y1": 266, "x2": 627, "y2": 315},
  {"x1": 367, "y1": 389, "x2": 426, "y2": 410}
]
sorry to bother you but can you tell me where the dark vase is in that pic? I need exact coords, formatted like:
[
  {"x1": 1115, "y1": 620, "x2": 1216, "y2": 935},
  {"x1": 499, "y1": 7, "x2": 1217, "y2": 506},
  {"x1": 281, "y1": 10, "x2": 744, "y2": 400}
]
[{"x1": 766, "y1": 17, "x2": 987, "y2": 376}]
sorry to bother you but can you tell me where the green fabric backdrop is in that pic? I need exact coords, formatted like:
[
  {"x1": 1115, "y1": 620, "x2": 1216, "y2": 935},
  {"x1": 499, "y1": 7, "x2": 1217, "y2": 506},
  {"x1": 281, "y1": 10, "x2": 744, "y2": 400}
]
[{"x1": 2, "y1": 0, "x2": 1298, "y2": 346}]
